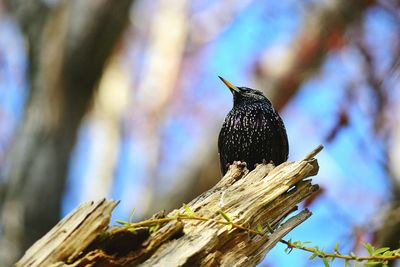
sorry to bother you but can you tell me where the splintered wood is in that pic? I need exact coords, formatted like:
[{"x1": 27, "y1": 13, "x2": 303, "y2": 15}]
[{"x1": 16, "y1": 145, "x2": 323, "y2": 267}]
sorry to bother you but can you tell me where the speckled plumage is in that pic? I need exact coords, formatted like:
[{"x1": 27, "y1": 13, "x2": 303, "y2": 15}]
[{"x1": 218, "y1": 80, "x2": 289, "y2": 175}]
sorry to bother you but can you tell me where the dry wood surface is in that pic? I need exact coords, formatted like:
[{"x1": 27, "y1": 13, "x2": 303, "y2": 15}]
[{"x1": 16, "y1": 145, "x2": 322, "y2": 267}]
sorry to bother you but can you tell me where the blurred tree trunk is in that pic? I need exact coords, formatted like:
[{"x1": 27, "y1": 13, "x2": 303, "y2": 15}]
[{"x1": 0, "y1": 1, "x2": 134, "y2": 265}]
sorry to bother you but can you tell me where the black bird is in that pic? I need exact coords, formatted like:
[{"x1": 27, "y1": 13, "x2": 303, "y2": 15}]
[{"x1": 218, "y1": 76, "x2": 289, "y2": 175}]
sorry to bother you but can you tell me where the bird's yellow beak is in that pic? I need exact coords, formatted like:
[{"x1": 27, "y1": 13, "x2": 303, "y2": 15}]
[{"x1": 218, "y1": 76, "x2": 240, "y2": 93}]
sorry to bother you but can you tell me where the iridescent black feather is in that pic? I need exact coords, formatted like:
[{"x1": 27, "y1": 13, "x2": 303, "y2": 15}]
[{"x1": 218, "y1": 80, "x2": 289, "y2": 175}]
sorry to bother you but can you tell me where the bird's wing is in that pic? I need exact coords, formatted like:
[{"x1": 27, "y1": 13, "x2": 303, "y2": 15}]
[
  {"x1": 271, "y1": 113, "x2": 289, "y2": 162},
  {"x1": 218, "y1": 125, "x2": 229, "y2": 175}
]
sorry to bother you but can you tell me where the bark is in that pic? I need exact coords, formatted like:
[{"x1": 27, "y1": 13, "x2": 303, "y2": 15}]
[
  {"x1": 15, "y1": 146, "x2": 322, "y2": 267},
  {"x1": 0, "y1": 1, "x2": 134, "y2": 265}
]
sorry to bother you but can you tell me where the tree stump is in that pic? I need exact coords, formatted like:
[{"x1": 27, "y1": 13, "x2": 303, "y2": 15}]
[{"x1": 16, "y1": 146, "x2": 322, "y2": 267}]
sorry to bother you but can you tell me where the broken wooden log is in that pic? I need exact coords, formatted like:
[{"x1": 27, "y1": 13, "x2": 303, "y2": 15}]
[{"x1": 16, "y1": 145, "x2": 323, "y2": 267}]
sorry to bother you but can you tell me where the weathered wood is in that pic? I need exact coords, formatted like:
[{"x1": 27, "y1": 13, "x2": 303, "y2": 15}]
[
  {"x1": 15, "y1": 200, "x2": 118, "y2": 267},
  {"x1": 16, "y1": 146, "x2": 322, "y2": 267}
]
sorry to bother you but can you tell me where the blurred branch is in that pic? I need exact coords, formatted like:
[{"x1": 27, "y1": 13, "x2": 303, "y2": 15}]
[
  {"x1": 3, "y1": 0, "x2": 50, "y2": 97},
  {"x1": 0, "y1": 0, "x2": 134, "y2": 265},
  {"x1": 16, "y1": 148, "x2": 321, "y2": 266},
  {"x1": 3, "y1": 0, "x2": 50, "y2": 34},
  {"x1": 356, "y1": 38, "x2": 388, "y2": 132},
  {"x1": 187, "y1": 0, "x2": 253, "y2": 49},
  {"x1": 378, "y1": 0, "x2": 400, "y2": 22},
  {"x1": 255, "y1": 0, "x2": 369, "y2": 110},
  {"x1": 349, "y1": 9, "x2": 400, "y2": 265}
]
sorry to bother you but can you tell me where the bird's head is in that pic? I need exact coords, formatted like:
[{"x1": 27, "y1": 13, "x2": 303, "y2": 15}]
[{"x1": 218, "y1": 76, "x2": 271, "y2": 107}]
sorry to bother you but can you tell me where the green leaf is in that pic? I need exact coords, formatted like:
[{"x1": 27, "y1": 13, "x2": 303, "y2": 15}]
[
  {"x1": 363, "y1": 243, "x2": 375, "y2": 255},
  {"x1": 183, "y1": 203, "x2": 194, "y2": 217},
  {"x1": 383, "y1": 251, "x2": 393, "y2": 256},
  {"x1": 149, "y1": 224, "x2": 160, "y2": 234},
  {"x1": 127, "y1": 227, "x2": 137, "y2": 234},
  {"x1": 218, "y1": 210, "x2": 233, "y2": 222},
  {"x1": 115, "y1": 219, "x2": 129, "y2": 226},
  {"x1": 350, "y1": 252, "x2": 356, "y2": 258},
  {"x1": 334, "y1": 242, "x2": 339, "y2": 253},
  {"x1": 344, "y1": 259, "x2": 350, "y2": 266},
  {"x1": 374, "y1": 247, "x2": 390, "y2": 255},
  {"x1": 308, "y1": 252, "x2": 318, "y2": 260},
  {"x1": 256, "y1": 224, "x2": 263, "y2": 233},
  {"x1": 322, "y1": 257, "x2": 330, "y2": 267},
  {"x1": 284, "y1": 244, "x2": 293, "y2": 254}
]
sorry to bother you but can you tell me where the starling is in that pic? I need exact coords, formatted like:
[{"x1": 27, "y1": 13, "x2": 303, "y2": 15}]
[{"x1": 218, "y1": 76, "x2": 289, "y2": 175}]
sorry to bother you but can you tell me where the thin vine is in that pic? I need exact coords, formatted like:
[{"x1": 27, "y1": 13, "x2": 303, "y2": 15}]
[{"x1": 115, "y1": 205, "x2": 400, "y2": 267}]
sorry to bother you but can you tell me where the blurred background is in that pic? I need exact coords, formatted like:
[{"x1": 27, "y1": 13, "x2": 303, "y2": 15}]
[{"x1": 0, "y1": 0, "x2": 399, "y2": 266}]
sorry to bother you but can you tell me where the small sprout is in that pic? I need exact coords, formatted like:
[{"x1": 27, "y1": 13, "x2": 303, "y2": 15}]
[
  {"x1": 309, "y1": 252, "x2": 318, "y2": 260},
  {"x1": 322, "y1": 257, "x2": 330, "y2": 267},
  {"x1": 218, "y1": 210, "x2": 233, "y2": 223},
  {"x1": 374, "y1": 247, "x2": 390, "y2": 255},
  {"x1": 115, "y1": 219, "x2": 130, "y2": 226},
  {"x1": 183, "y1": 203, "x2": 194, "y2": 217},
  {"x1": 149, "y1": 224, "x2": 160, "y2": 234},
  {"x1": 127, "y1": 227, "x2": 137, "y2": 234},
  {"x1": 256, "y1": 224, "x2": 263, "y2": 233},
  {"x1": 334, "y1": 243, "x2": 339, "y2": 253},
  {"x1": 383, "y1": 251, "x2": 393, "y2": 256},
  {"x1": 363, "y1": 243, "x2": 375, "y2": 255}
]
